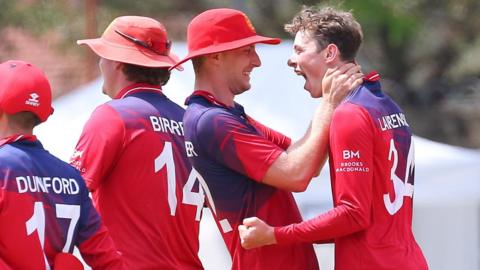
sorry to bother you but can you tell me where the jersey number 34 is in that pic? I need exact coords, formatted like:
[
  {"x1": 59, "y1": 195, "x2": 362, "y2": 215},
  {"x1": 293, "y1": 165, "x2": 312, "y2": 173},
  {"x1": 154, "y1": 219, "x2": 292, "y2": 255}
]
[{"x1": 384, "y1": 139, "x2": 415, "y2": 215}]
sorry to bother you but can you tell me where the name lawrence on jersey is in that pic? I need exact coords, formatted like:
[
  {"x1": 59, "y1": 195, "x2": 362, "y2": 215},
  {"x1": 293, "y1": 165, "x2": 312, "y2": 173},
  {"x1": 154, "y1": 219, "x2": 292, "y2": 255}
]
[
  {"x1": 378, "y1": 112, "x2": 409, "y2": 131},
  {"x1": 16, "y1": 175, "x2": 80, "y2": 195}
]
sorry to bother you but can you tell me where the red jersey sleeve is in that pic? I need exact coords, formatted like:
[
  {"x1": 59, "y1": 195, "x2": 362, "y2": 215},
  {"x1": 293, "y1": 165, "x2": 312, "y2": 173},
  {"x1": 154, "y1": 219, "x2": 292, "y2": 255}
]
[
  {"x1": 0, "y1": 185, "x2": 4, "y2": 212},
  {"x1": 70, "y1": 105, "x2": 125, "y2": 191},
  {"x1": 0, "y1": 257, "x2": 13, "y2": 270},
  {"x1": 196, "y1": 110, "x2": 284, "y2": 182},
  {"x1": 53, "y1": 253, "x2": 83, "y2": 270},
  {"x1": 246, "y1": 115, "x2": 291, "y2": 150},
  {"x1": 78, "y1": 224, "x2": 123, "y2": 270},
  {"x1": 275, "y1": 103, "x2": 374, "y2": 244},
  {"x1": 77, "y1": 183, "x2": 124, "y2": 269}
]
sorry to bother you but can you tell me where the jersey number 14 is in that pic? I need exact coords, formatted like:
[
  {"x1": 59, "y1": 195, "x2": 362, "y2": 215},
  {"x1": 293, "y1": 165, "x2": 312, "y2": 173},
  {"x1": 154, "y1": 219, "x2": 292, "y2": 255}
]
[{"x1": 154, "y1": 141, "x2": 205, "y2": 221}]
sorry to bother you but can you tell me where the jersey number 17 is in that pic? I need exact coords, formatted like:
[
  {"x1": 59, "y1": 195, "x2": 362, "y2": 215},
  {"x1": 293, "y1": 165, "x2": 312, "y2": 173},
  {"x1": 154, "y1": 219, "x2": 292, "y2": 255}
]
[{"x1": 26, "y1": 202, "x2": 80, "y2": 270}]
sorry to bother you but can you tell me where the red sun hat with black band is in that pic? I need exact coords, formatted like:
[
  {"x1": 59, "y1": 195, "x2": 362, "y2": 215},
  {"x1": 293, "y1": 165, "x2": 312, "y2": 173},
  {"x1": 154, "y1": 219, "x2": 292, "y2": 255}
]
[
  {"x1": 0, "y1": 60, "x2": 54, "y2": 123},
  {"x1": 171, "y1": 8, "x2": 281, "y2": 70},
  {"x1": 77, "y1": 16, "x2": 183, "y2": 70}
]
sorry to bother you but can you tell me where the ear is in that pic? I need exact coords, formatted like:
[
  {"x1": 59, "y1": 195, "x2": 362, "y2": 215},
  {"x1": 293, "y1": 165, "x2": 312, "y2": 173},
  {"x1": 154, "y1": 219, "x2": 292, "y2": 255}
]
[
  {"x1": 324, "y1": 44, "x2": 339, "y2": 63},
  {"x1": 210, "y1": 53, "x2": 221, "y2": 61},
  {"x1": 205, "y1": 53, "x2": 221, "y2": 66}
]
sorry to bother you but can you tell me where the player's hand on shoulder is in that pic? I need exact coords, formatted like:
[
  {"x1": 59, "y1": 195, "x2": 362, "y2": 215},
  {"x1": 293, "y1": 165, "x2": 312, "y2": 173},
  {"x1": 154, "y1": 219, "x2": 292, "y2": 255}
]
[
  {"x1": 238, "y1": 217, "x2": 276, "y2": 249},
  {"x1": 323, "y1": 63, "x2": 363, "y2": 107}
]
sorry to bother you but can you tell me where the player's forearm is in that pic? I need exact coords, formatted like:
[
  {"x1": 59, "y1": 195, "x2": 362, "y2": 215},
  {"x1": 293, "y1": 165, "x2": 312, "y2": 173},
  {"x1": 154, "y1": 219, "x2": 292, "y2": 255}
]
[
  {"x1": 262, "y1": 101, "x2": 333, "y2": 191},
  {"x1": 285, "y1": 101, "x2": 333, "y2": 189},
  {"x1": 79, "y1": 225, "x2": 124, "y2": 270},
  {"x1": 308, "y1": 100, "x2": 335, "y2": 172},
  {"x1": 274, "y1": 204, "x2": 370, "y2": 245},
  {"x1": 288, "y1": 98, "x2": 334, "y2": 150}
]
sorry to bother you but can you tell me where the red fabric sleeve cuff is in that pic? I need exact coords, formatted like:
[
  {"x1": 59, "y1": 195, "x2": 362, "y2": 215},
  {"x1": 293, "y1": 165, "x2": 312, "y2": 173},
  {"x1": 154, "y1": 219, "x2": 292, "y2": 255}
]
[
  {"x1": 274, "y1": 225, "x2": 295, "y2": 245},
  {"x1": 255, "y1": 148, "x2": 284, "y2": 182}
]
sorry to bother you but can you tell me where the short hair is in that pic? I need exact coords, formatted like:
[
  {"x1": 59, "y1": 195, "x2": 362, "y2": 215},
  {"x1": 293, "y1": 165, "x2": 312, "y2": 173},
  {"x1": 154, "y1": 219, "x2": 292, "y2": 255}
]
[
  {"x1": 7, "y1": 111, "x2": 41, "y2": 129},
  {"x1": 285, "y1": 6, "x2": 363, "y2": 61},
  {"x1": 192, "y1": 56, "x2": 206, "y2": 74},
  {"x1": 122, "y1": 63, "x2": 171, "y2": 86}
]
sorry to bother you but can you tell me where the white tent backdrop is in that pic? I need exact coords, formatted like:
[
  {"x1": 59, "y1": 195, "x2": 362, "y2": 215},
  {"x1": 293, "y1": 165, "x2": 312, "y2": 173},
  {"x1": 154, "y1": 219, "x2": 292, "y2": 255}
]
[{"x1": 36, "y1": 42, "x2": 480, "y2": 270}]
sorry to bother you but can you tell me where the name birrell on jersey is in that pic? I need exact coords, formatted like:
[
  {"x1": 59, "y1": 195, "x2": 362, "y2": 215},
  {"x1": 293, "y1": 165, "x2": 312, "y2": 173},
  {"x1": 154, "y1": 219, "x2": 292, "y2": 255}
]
[
  {"x1": 16, "y1": 175, "x2": 80, "y2": 195},
  {"x1": 378, "y1": 113, "x2": 409, "y2": 131},
  {"x1": 149, "y1": 116, "x2": 184, "y2": 136},
  {"x1": 336, "y1": 149, "x2": 370, "y2": 173}
]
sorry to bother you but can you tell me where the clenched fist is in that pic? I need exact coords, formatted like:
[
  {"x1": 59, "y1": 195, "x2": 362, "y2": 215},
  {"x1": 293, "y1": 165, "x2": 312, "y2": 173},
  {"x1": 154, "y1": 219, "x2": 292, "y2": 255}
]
[{"x1": 238, "y1": 217, "x2": 276, "y2": 249}]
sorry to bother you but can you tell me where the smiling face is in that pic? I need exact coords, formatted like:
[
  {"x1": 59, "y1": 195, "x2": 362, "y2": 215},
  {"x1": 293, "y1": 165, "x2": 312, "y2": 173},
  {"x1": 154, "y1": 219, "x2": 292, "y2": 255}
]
[
  {"x1": 288, "y1": 30, "x2": 329, "y2": 98},
  {"x1": 218, "y1": 45, "x2": 261, "y2": 96}
]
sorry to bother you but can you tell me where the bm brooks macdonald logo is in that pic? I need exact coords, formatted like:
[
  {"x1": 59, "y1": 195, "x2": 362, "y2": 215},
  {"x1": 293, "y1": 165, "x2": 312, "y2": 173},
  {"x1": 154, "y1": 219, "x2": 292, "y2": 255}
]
[
  {"x1": 71, "y1": 149, "x2": 83, "y2": 159},
  {"x1": 25, "y1": 93, "x2": 40, "y2": 107}
]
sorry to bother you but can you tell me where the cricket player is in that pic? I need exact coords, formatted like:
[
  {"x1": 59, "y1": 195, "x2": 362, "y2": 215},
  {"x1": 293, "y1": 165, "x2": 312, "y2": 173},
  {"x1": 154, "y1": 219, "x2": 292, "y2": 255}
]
[
  {"x1": 0, "y1": 60, "x2": 123, "y2": 270},
  {"x1": 71, "y1": 16, "x2": 204, "y2": 269},
  {"x1": 173, "y1": 8, "x2": 362, "y2": 270},
  {"x1": 239, "y1": 6, "x2": 429, "y2": 270}
]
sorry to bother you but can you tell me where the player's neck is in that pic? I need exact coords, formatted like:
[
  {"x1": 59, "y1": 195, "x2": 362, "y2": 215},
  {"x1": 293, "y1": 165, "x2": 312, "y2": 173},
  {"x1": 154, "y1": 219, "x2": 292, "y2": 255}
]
[
  {"x1": 0, "y1": 123, "x2": 33, "y2": 139},
  {"x1": 1, "y1": 113, "x2": 33, "y2": 138},
  {"x1": 194, "y1": 77, "x2": 235, "y2": 107},
  {"x1": 107, "y1": 75, "x2": 134, "y2": 99},
  {"x1": 333, "y1": 58, "x2": 356, "y2": 68}
]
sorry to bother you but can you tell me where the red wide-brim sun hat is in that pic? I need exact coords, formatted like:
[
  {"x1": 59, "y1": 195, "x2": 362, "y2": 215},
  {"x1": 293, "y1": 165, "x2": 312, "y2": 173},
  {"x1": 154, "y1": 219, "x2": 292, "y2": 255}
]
[
  {"x1": 78, "y1": 16, "x2": 183, "y2": 70},
  {"x1": 170, "y1": 8, "x2": 281, "y2": 70}
]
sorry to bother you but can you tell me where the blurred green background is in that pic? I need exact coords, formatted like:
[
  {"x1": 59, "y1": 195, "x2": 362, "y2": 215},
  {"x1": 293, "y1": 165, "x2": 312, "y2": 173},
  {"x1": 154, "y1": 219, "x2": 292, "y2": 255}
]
[{"x1": 0, "y1": 0, "x2": 479, "y2": 147}]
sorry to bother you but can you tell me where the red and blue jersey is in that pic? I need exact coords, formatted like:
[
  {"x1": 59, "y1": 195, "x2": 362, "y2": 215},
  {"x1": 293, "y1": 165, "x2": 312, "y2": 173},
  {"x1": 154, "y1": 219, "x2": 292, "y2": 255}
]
[
  {"x1": 0, "y1": 135, "x2": 122, "y2": 270},
  {"x1": 275, "y1": 73, "x2": 428, "y2": 270},
  {"x1": 183, "y1": 91, "x2": 319, "y2": 270},
  {"x1": 70, "y1": 83, "x2": 203, "y2": 270}
]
